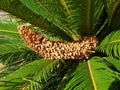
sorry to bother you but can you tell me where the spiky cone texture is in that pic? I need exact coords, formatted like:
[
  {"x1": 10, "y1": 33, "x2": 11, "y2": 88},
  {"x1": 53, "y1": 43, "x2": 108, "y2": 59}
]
[{"x1": 18, "y1": 25, "x2": 99, "y2": 60}]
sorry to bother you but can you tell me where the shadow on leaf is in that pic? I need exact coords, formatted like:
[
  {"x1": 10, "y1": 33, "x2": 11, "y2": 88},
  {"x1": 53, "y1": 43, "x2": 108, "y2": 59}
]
[{"x1": 108, "y1": 79, "x2": 120, "y2": 90}]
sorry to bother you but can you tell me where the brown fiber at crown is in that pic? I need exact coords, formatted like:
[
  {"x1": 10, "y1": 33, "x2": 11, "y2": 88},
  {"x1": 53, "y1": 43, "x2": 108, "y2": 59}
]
[{"x1": 18, "y1": 25, "x2": 99, "y2": 60}]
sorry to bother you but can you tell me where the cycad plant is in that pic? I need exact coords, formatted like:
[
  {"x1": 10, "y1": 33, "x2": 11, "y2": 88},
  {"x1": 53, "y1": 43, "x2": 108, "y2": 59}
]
[{"x1": 0, "y1": 0, "x2": 120, "y2": 90}]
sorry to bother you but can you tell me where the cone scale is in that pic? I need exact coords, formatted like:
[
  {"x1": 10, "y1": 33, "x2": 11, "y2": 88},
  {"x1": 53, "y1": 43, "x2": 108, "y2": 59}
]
[{"x1": 18, "y1": 25, "x2": 98, "y2": 60}]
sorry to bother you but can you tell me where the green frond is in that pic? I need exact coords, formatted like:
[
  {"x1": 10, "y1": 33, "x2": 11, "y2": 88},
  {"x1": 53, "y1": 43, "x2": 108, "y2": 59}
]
[
  {"x1": 0, "y1": 21, "x2": 20, "y2": 39},
  {"x1": 26, "y1": 60, "x2": 64, "y2": 90},
  {"x1": 0, "y1": 21, "x2": 24, "y2": 46},
  {"x1": 102, "y1": 57, "x2": 120, "y2": 72},
  {"x1": 0, "y1": 0, "x2": 106, "y2": 40},
  {"x1": 64, "y1": 56, "x2": 120, "y2": 90},
  {"x1": 34, "y1": 27, "x2": 72, "y2": 41},
  {"x1": 0, "y1": 0, "x2": 47, "y2": 28},
  {"x1": 0, "y1": 20, "x2": 41, "y2": 83},
  {"x1": 104, "y1": 0, "x2": 120, "y2": 26},
  {"x1": 96, "y1": 30, "x2": 120, "y2": 57},
  {"x1": 90, "y1": 56, "x2": 120, "y2": 90},
  {"x1": 1, "y1": 0, "x2": 120, "y2": 90},
  {"x1": 20, "y1": 0, "x2": 105, "y2": 40},
  {"x1": 0, "y1": 43, "x2": 27, "y2": 55},
  {"x1": 56, "y1": 61, "x2": 79, "y2": 90},
  {"x1": 56, "y1": 69, "x2": 72, "y2": 90},
  {"x1": 0, "y1": 21, "x2": 38, "y2": 65},
  {"x1": 0, "y1": 49, "x2": 39, "y2": 81},
  {"x1": 0, "y1": 59, "x2": 64, "y2": 90},
  {"x1": 0, "y1": 0, "x2": 71, "y2": 41},
  {"x1": 64, "y1": 61, "x2": 94, "y2": 90},
  {"x1": 0, "y1": 45, "x2": 37, "y2": 65},
  {"x1": 60, "y1": 0, "x2": 105, "y2": 35},
  {"x1": 109, "y1": 5, "x2": 120, "y2": 31},
  {"x1": 19, "y1": 0, "x2": 79, "y2": 40}
]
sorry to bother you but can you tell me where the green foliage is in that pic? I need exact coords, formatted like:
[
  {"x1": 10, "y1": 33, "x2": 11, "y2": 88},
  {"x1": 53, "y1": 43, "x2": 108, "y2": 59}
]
[
  {"x1": 0, "y1": 21, "x2": 19, "y2": 38},
  {"x1": 102, "y1": 57, "x2": 120, "y2": 72},
  {"x1": 0, "y1": 21, "x2": 34, "y2": 65},
  {"x1": 90, "y1": 57, "x2": 120, "y2": 90},
  {"x1": 19, "y1": 0, "x2": 105, "y2": 40},
  {"x1": 0, "y1": 0, "x2": 71, "y2": 41},
  {"x1": 104, "y1": 0, "x2": 120, "y2": 26},
  {"x1": 96, "y1": 30, "x2": 120, "y2": 57},
  {"x1": 101, "y1": 0, "x2": 120, "y2": 33},
  {"x1": 64, "y1": 61, "x2": 94, "y2": 90},
  {"x1": 0, "y1": 59, "x2": 64, "y2": 90},
  {"x1": 0, "y1": 0, "x2": 120, "y2": 90},
  {"x1": 34, "y1": 27, "x2": 72, "y2": 41},
  {"x1": 64, "y1": 56, "x2": 120, "y2": 90},
  {"x1": 19, "y1": 0, "x2": 80, "y2": 40}
]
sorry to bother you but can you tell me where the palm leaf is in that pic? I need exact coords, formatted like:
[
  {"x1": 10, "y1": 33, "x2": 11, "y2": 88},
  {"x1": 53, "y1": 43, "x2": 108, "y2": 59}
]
[
  {"x1": 0, "y1": 49, "x2": 39, "y2": 82},
  {"x1": 0, "y1": 21, "x2": 40, "y2": 76},
  {"x1": 0, "y1": 44, "x2": 37, "y2": 65},
  {"x1": 97, "y1": 0, "x2": 120, "y2": 38},
  {"x1": 109, "y1": 5, "x2": 120, "y2": 31},
  {"x1": 0, "y1": 59, "x2": 64, "y2": 90},
  {"x1": 0, "y1": 21, "x2": 40, "y2": 81},
  {"x1": 0, "y1": 21, "x2": 24, "y2": 46},
  {"x1": 34, "y1": 27, "x2": 72, "y2": 41},
  {"x1": 102, "y1": 57, "x2": 120, "y2": 72},
  {"x1": 26, "y1": 60, "x2": 64, "y2": 90},
  {"x1": 20, "y1": 0, "x2": 104, "y2": 40},
  {"x1": 0, "y1": 21, "x2": 20, "y2": 39},
  {"x1": 54, "y1": 60, "x2": 79, "y2": 90},
  {"x1": 0, "y1": 0, "x2": 49, "y2": 29},
  {"x1": 64, "y1": 61, "x2": 94, "y2": 90},
  {"x1": 19, "y1": 0, "x2": 79, "y2": 40},
  {"x1": 96, "y1": 30, "x2": 120, "y2": 57},
  {"x1": 64, "y1": 56, "x2": 120, "y2": 90},
  {"x1": 104, "y1": 0, "x2": 120, "y2": 26},
  {"x1": 60, "y1": 0, "x2": 105, "y2": 35},
  {"x1": 0, "y1": 21, "x2": 37, "y2": 65},
  {"x1": 0, "y1": 0, "x2": 71, "y2": 41},
  {"x1": 90, "y1": 57, "x2": 120, "y2": 90}
]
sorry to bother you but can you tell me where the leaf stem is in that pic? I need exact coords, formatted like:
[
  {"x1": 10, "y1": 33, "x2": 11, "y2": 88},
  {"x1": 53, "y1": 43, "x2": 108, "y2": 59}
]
[
  {"x1": 87, "y1": 60, "x2": 97, "y2": 90},
  {"x1": 0, "y1": 30, "x2": 19, "y2": 34}
]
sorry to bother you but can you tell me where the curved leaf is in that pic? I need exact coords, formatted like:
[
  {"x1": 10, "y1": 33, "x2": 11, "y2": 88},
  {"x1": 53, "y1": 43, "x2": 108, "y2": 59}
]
[
  {"x1": 0, "y1": 0, "x2": 71, "y2": 41},
  {"x1": 64, "y1": 61, "x2": 94, "y2": 90},
  {"x1": 0, "y1": 59, "x2": 64, "y2": 90},
  {"x1": 20, "y1": 0, "x2": 104, "y2": 39},
  {"x1": 0, "y1": 21, "x2": 36, "y2": 65},
  {"x1": 0, "y1": 21, "x2": 24, "y2": 47},
  {"x1": 0, "y1": 44, "x2": 36, "y2": 65},
  {"x1": 90, "y1": 56, "x2": 120, "y2": 90},
  {"x1": 104, "y1": 0, "x2": 120, "y2": 26},
  {"x1": 19, "y1": 0, "x2": 75, "y2": 39},
  {"x1": 102, "y1": 57, "x2": 120, "y2": 72},
  {"x1": 0, "y1": 21, "x2": 20, "y2": 39},
  {"x1": 96, "y1": 30, "x2": 120, "y2": 57},
  {"x1": 64, "y1": 56, "x2": 120, "y2": 90},
  {"x1": 19, "y1": 0, "x2": 79, "y2": 40},
  {"x1": 62, "y1": 0, "x2": 105, "y2": 35}
]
